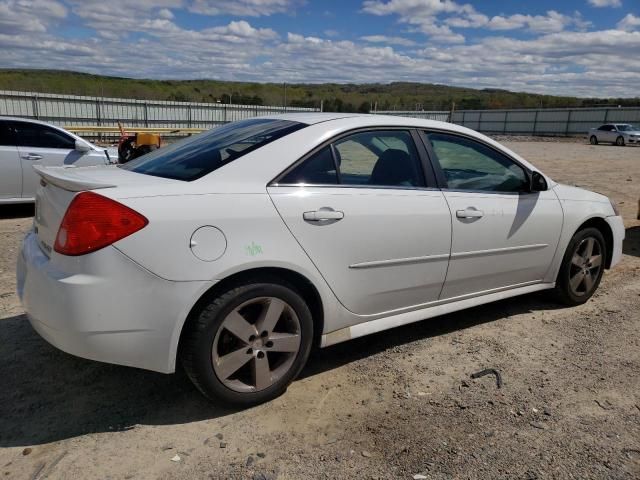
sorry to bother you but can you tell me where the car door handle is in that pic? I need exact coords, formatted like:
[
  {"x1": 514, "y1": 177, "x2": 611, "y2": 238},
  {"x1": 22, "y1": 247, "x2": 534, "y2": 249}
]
[
  {"x1": 303, "y1": 209, "x2": 344, "y2": 222},
  {"x1": 456, "y1": 208, "x2": 484, "y2": 219},
  {"x1": 21, "y1": 154, "x2": 42, "y2": 161}
]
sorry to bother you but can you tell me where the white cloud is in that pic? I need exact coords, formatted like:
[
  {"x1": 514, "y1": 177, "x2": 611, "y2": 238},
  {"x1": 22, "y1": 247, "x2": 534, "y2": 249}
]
[
  {"x1": 587, "y1": 0, "x2": 621, "y2": 7},
  {"x1": 362, "y1": 0, "x2": 474, "y2": 42},
  {"x1": 487, "y1": 10, "x2": 591, "y2": 34},
  {"x1": 361, "y1": 35, "x2": 416, "y2": 46},
  {"x1": 158, "y1": 8, "x2": 174, "y2": 19},
  {"x1": 188, "y1": 0, "x2": 299, "y2": 17},
  {"x1": 617, "y1": 14, "x2": 640, "y2": 31},
  {"x1": 0, "y1": 0, "x2": 66, "y2": 34}
]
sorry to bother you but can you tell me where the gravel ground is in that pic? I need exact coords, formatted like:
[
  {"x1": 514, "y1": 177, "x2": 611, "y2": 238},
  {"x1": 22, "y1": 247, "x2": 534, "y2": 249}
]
[{"x1": 0, "y1": 141, "x2": 638, "y2": 480}]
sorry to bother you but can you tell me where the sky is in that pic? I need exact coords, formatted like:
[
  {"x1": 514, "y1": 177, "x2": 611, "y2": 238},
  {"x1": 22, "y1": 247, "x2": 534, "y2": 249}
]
[{"x1": 0, "y1": 0, "x2": 639, "y2": 97}]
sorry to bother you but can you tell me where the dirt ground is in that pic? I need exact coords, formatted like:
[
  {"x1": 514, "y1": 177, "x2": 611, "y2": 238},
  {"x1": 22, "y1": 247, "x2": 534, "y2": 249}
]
[{"x1": 0, "y1": 140, "x2": 638, "y2": 480}]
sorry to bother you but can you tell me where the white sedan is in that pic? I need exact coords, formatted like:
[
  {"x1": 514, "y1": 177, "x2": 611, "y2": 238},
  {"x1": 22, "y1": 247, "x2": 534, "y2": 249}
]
[
  {"x1": 0, "y1": 117, "x2": 116, "y2": 204},
  {"x1": 17, "y1": 113, "x2": 624, "y2": 405}
]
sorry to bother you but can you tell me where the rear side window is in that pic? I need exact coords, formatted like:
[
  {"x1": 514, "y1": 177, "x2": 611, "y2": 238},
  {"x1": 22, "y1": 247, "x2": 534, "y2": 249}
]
[
  {"x1": 11, "y1": 121, "x2": 75, "y2": 149},
  {"x1": 280, "y1": 130, "x2": 425, "y2": 188},
  {"x1": 122, "y1": 118, "x2": 307, "y2": 181},
  {"x1": 281, "y1": 146, "x2": 338, "y2": 184}
]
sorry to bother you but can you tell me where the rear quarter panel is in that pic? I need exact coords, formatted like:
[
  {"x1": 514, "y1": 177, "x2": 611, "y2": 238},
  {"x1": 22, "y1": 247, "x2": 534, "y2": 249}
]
[{"x1": 111, "y1": 192, "x2": 343, "y2": 328}]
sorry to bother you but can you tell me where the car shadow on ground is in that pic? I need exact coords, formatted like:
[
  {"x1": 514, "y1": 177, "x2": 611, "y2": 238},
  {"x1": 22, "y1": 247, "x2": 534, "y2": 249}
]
[
  {"x1": 623, "y1": 226, "x2": 639, "y2": 258},
  {"x1": 0, "y1": 290, "x2": 563, "y2": 448},
  {"x1": 0, "y1": 204, "x2": 34, "y2": 220}
]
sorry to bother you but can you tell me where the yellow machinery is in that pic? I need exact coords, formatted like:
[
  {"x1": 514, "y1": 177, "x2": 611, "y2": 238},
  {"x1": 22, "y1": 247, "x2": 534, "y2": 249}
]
[{"x1": 117, "y1": 122, "x2": 162, "y2": 163}]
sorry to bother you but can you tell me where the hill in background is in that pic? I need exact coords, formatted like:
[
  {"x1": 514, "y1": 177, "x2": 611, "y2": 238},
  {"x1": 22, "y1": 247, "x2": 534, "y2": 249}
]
[{"x1": 1, "y1": 69, "x2": 638, "y2": 112}]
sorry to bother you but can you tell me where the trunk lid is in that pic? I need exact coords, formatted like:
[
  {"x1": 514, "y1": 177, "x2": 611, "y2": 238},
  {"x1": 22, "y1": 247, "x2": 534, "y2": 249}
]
[{"x1": 33, "y1": 165, "x2": 173, "y2": 256}]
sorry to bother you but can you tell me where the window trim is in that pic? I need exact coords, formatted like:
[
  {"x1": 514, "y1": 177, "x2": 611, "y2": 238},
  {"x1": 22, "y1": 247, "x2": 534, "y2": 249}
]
[
  {"x1": 270, "y1": 126, "x2": 438, "y2": 190},
  {"x1": 418, "y1": 129, "x2": 533, "y2": 195}
]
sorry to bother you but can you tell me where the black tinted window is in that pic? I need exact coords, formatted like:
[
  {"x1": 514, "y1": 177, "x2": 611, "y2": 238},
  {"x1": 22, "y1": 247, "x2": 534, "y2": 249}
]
[
  {"x1": 280, "y1": 130, "x2": 425, "y2": 188},
  {"x1": 0, "y1": 121, "x2": 16, "y2": 146},
  {"x1": 426, "y1": 132, "x2": 528, "y2": 193},
  {"x1": 12, "y1": 121, "x2": 75, "y2": 149},
  {"x1": 281, "y1": 146, "x2": 338, "y2": 184},
  {"x1": 335, "y1": 130, "x2": 424, "y2": 187},
  {"x1": 122, "y1": 118, "x2": 307, "y2": 181}
]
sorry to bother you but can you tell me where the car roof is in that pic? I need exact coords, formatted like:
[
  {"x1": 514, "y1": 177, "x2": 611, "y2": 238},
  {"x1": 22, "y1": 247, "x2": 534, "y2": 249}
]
[
  {"x1": 0, "y1": 115, "x2": 59, "y2": 126},
  {"x1": 264, "y1": 112, "x2": 477, "y2": 135}
]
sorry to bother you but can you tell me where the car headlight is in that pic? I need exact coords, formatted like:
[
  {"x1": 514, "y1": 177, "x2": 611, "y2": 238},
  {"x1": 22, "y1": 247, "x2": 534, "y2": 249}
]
[{"x1": 609, "y1": 198, "x2": 620, "y2": 216}]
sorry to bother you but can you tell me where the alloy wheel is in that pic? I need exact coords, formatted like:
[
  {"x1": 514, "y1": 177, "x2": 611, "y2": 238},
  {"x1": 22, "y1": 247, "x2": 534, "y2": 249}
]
[
  {"x1": 212, "y1": 297, "x2": 301, "y2": 393},
  {"x1": 568, "y1": 237, "x2": 603, "y2": 296}
]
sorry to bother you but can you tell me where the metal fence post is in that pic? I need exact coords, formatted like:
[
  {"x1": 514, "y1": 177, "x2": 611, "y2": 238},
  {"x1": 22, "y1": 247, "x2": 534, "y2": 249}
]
[
  {"x1": 188, "y1": 104, "x2": 192, "y2": 128},
  {"x1": 144, "y1": 102, "x2": 149, "y2": 127},
  {"x1": 478, "y1": 111, "x2": 483, "y2": 132},
  {"x1": 32, "y1": 94, "x2": 40, "y2": 120},
  {"x1": 95, "y1": 99, "x2": 101, "y2": 127},
  {"x1": 565, "y1": 110, "x2": 572, "y2": 136},
  {"x1": 461, "y1": 110, "x2": 466, "y2": 127},
  {"x1": 604, "y1": 108, "x2": 610, "y2": 123},
  {"x1": 503, "y1": 111, "x2": 508, "y2": 134},
  {"x1": 532, "y1": 109, "x2": 539, "y2": 136}
]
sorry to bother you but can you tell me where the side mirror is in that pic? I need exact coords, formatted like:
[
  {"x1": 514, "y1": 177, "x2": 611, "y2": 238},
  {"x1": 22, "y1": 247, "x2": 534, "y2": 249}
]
[
  {"x1": 530, "y1": 171, "x2": 548, "y2": 192},
  {"x1": 75, "y1": 139, "x2": 91, "y2": 153}
]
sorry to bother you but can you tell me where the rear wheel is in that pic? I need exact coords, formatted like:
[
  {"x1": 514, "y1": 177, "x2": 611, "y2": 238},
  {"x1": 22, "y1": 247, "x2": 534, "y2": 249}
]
[
  {"x1": 616, "y1": 136, "x2": 625, "y2": 146},
  {"x1": 553, "y1": 228, "x2": 606, "y2": 306},
  {"x1": 589, "y1": 135, "x2": 598, "y2": 145},
  {"x1": 181, "y1": 279, "x2": 313, "y2": 406}
]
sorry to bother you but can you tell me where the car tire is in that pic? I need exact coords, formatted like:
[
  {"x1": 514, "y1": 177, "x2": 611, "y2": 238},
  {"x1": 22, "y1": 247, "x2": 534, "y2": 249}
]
[
  {"x1": 180, "y1": 278, "x2": 314, "y2": 406},
  {"x1": 589, "y1": 135, "x2": 598, "y2": 145},
  {"x1": 616, "y1": 136, "x2": 625, "y2": 146},
  {"x1": 553, "y1": 227, "x2": 606, "y2": 306}
]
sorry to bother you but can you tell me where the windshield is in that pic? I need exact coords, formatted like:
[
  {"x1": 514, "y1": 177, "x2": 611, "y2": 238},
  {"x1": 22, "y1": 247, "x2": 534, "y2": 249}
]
[
  {"x1": 616, "y1": 124, "x2": 639, "y2": 132},
  {"x1": 121, "y1": 118, "x2": 307, "y2": 181}
]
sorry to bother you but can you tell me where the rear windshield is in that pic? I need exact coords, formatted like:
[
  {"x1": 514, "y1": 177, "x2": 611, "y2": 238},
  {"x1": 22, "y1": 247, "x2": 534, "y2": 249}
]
[{"x1": 120, "y1": 118, "x2": 307, "y2": 181}]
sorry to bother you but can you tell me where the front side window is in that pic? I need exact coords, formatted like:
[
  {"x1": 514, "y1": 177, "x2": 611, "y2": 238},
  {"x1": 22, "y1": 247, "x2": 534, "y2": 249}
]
[
  {"x1": 0, "y1": 121, "x2": 16, "y2": 146},
  {"x1": 280, "y1": 130, "x2": 425, "y2": 188},
  {"x1": 122, "y1": 118, "x2": 307, "y2": 181},
  {"x1": 12, "y1": 121, "x2": 75, "y2": 149},
  {"x1": 425, "y1": 132, "x2": 528, "y2": 193}
]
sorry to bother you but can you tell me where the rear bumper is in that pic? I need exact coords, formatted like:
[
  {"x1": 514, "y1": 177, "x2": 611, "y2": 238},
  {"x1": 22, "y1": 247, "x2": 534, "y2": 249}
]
[
  {"x1": 17, "y1": 231, "x2": 212, "y2": 373},
  {"x1": 606, "y1": 215, "x2": 625, "y2": 268}
]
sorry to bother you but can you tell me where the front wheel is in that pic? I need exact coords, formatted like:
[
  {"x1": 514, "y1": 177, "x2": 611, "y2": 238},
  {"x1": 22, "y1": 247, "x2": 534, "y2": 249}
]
[
  {"x1": 616, "y1": 136, "x2": 625, "y2": 146},
  {"x1": 553, "y1": 228, "x2": 606, "y2": 306},
  {"x1": 180, "y1": 279, "x2": 314, "y2": 406},
  {"x1": 589, "y1": 135, "x2": 598, "y2": 145}
]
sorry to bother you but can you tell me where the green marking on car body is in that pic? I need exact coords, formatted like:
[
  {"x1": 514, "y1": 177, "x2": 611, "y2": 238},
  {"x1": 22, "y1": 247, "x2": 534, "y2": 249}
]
[{"x1": 245, "y1": 242, "x2": 263, "y2": 256}]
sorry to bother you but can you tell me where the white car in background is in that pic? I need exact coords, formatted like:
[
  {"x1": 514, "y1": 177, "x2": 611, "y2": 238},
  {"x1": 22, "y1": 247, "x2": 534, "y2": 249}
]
[
  {"x1": 588, "y1": 123, "x2": 640, "y2": 146},
  {"x1": 0, "y1": 117, "x2": 116, "y2": 204},
  {"x1": 17, "y1": 114, "x2": 624, "y2": 406}
]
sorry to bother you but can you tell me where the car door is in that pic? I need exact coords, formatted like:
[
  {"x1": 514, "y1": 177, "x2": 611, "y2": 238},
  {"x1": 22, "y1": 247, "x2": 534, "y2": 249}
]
[
  {"x1": 0, "y1": 121, "x2": 22, "y2": 199},
  {"x1": 422, "y1": 131, "x2": 563, "y2": 300},
  {"x1": 602, "y1": 125, "x2": 615, "y2": 143},
  {"x1": 268, "y1": 129, "x2": 452, "y2": 316},
  {"x1": 11, "y1": 120, "x2": 82, "y2": 199}
]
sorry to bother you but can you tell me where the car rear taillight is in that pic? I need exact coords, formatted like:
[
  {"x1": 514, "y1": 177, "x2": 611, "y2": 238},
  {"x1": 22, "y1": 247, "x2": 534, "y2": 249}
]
[{"x1": 54, "y1": 191, "x2": 148, "y2": 256}]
